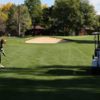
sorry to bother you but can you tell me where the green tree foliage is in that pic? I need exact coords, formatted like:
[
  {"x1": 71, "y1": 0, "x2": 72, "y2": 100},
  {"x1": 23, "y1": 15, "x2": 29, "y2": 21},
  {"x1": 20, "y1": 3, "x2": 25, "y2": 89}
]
[
  {"x1": 6, "y1": 4, "x2": 31, "y2": 36},
  {"x1": 6, "y1": 5, "x2": 18, "y2": 35},
  {"x1": 42, "y1": 6, "x2": 54, "y2": 28},
  {"x1": 18, "y1": 5, "x2": 32, "y2": 36},
  {"x1": 80, "y1": 0, "x2": 96, "y2": 27},
  {"x1": 95, "y1": 15, "x2": 100, "y2": 31},
  {"x1": 25, "y1": 0, "x2": 42, "y2": 26},
  {"x1": 53, "y1": 0, "x2": 96, "y2": 35},
  {"x1": 0, "y1": 0, "x2": 98, "y2": 36},
  {"x1": 53, "y1": 0, "x2": 81, "y2": 35}
]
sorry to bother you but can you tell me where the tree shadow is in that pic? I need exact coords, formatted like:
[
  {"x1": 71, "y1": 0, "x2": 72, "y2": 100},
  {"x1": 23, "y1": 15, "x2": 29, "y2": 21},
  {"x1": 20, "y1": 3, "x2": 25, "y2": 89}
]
[
  {"x1": 0, "y1": 65, "x2": 100, "y2": 100},
  {"x1": 0, "y1": 76, "x2": 100, "y2": 100},
  {"x1": 63, "y1": 39, "x2": 94, "y2": 44},
  {"x1": 37, "y1": 65, "x2": 91, "y2": 76},
  {"x1": 0, "y1": 65, "x2": 91, "y2": 76}
]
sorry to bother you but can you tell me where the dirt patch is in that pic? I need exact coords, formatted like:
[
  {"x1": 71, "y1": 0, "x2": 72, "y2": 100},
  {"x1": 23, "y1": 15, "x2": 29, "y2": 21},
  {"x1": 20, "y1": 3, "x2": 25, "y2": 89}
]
[{"x1": 25, "y1": 37, "x2": 66, "y2": 44}]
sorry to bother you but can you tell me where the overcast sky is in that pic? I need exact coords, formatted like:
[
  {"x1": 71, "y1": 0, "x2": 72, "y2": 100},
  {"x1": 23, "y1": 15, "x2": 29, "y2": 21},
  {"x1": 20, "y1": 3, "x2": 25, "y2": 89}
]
[{"x1": 0, "y1": 0, "x2": 100, "y2": 15}]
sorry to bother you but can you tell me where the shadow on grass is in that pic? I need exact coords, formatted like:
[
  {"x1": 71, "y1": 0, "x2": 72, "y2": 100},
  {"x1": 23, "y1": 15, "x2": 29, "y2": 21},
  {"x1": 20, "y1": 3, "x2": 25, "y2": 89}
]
[
  {"x1": 63, "y1": 39, "x2": 94, "y2": 44},
  {"x1": 0, "y1": 65, "x2": 91, "y2": 76},
  {"x1": 0, "y1": 65, "x2": 100, "y2": 100}
]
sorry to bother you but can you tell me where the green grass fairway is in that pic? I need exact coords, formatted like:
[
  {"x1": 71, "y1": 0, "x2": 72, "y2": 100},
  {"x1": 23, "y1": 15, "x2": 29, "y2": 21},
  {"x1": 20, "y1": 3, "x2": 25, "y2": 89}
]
[
  {"x1": 3, "y1": 36, "x2": 94, "y2": 67},
  {"x1": 0, "y1": 36, "x2": 100, "y2": 100}
]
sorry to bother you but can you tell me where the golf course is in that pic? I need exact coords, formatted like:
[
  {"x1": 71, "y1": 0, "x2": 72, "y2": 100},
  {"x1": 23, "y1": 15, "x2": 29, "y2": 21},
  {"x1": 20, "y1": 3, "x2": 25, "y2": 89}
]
[
  {"x1": 2, "y1": 36, "x2": 94, "y2": 67},
  {"x1": 0, "y1": 35, "x2": 100, "y2": 100},
  {"x1": 0, "y1": 0, "x2": 100, "y2": 99}
]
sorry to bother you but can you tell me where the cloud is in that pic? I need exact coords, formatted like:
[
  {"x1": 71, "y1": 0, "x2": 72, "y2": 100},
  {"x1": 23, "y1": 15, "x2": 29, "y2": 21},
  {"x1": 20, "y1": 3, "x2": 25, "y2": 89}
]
[{"x1": 89, "y1": 0, "x2": 100, "y2": 15}]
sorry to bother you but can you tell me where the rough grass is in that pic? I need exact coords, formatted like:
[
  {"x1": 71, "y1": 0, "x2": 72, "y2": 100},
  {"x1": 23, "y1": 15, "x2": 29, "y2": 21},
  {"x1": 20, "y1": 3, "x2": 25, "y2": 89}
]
[{"x1": 0, "y1": 35, "x2": 100, "y2": 100}]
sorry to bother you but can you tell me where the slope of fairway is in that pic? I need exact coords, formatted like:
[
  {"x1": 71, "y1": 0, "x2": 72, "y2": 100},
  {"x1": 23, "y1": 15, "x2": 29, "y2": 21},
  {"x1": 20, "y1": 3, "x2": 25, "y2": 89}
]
[{"x1": 2, "y1": 36, "x2": 94, "y2": 68}]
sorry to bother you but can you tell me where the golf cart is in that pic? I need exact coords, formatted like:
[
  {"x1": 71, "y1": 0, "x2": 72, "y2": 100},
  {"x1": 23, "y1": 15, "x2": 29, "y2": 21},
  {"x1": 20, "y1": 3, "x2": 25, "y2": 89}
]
[{"x1": 92, "y1": 32, "x2": 100, "y2": 74}]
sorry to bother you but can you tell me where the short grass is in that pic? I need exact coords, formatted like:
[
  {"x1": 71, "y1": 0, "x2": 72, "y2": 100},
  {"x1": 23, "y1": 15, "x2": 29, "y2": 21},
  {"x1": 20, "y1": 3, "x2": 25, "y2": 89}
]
[
  {"x1": 2, "y1": 35, "x2": 94, "y2": 67},
  {"x1": 0, "y1": 35, "x2": 100, "y2": 100}
]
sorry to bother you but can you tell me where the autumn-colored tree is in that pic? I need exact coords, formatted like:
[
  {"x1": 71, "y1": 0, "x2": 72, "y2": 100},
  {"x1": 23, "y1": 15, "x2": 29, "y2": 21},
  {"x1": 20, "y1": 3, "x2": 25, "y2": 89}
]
[
  {"x1": 0, "y1": 9, "x2": 8, "y2": 35},
  {"x1": 2, "y1": 2, "x2": 13, "y2": 12}
]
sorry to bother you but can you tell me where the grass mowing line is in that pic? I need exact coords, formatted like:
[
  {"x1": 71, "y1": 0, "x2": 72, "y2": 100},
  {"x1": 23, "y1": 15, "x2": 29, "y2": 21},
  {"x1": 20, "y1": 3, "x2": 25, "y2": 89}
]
[
  {"x1": 73, "y1": 45, "x2": 90, "y2": 59},
  {"x1": 2, "y1": 36, "x2": 93, "y2": 67},
  {"x1": 68, "y1": 47, "x2": 87, "y2": 66},
  {"x1": 67, "y1": 44, "x2": 72, "y2": 65}
]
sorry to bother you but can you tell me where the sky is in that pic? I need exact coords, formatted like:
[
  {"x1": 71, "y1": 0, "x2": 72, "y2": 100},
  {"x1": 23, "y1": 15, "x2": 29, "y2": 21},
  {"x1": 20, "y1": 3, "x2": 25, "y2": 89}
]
[
  {"x1": 89, "y1": 0, "x2": 100, "y2": 15},
  {"x1": 0, "y1": 0, "x2": 100, "y2": 15},
  {"x1": 0, "y1": 0, "x2": 55, "y2": 6}
]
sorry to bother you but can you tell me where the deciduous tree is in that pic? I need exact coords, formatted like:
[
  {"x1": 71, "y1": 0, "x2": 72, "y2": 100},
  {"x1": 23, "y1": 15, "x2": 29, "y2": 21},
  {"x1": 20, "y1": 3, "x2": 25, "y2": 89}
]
[
  {"x1": 25, "y1": 0, "x2": 42, "y2": 35},
  {"x1": 53, "y1": 0, "x2": 96, "y2": 35}
]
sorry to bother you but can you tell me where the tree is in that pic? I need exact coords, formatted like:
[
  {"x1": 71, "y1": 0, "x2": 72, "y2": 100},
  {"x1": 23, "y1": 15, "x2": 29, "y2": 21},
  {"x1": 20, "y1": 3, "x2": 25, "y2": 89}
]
[
  {"x1": 41, "y1": 4, "x2": 49, "y2": 28},
  {"x1": 80, "y1": 0, "x2": 96, "y2": 27},
  {"x1": 25, "y1": 0, "x2": 42, "y2": 35},
  {"x1": 2, "y1": 2, "x2": 13, "y2": 13},
  {"x1": 53, "y1": 0, "x2": 96, "y2": 35},
  {"x1": 18, "y1": 5, "x2": 32, "y2": 36},
  {"x1": 42, "y1": 6, "x2": 53, "y2": 27},
  {"x1": 6, "y1": 4, "x2": 18, "y2": 36},
  {"x1": 6, "y1": 4, "x2": 31, "y2": 36},
  {"x1": 0, "y1": 8, "x2": 8, "y2": 35},
  {"x1": 53, "y1": 0, "x2": 82, "y2": 35},
  {"x1": 94, "y1": 15, "x2": 100, "y2": 31}
]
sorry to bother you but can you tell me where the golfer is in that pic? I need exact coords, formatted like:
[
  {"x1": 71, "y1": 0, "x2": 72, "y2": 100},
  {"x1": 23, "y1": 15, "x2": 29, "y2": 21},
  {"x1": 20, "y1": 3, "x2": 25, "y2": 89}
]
[{"x1": 0, "y1": 39, "x2": 6, "y2": 56}]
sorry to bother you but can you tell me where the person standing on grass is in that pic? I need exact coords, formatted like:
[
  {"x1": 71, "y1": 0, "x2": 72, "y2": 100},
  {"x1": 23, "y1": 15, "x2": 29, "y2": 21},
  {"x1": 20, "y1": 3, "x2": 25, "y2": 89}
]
[{"x1": 0, "y1": 39, "x2": 6, "y2": 60}]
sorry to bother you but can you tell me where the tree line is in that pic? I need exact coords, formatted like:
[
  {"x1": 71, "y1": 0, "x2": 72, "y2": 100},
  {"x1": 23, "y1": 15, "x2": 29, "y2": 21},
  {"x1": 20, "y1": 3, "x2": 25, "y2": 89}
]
[{"x1": 0, "y1": 0, "x2": 100, "y2": 36}]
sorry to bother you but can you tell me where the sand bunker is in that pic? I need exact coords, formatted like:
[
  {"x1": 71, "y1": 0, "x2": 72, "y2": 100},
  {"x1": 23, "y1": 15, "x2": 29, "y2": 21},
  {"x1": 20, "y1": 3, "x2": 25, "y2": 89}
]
[{"x1": 25, "y1": 37, "x2": 66, "y2": 44}]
